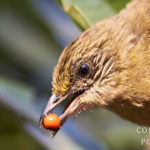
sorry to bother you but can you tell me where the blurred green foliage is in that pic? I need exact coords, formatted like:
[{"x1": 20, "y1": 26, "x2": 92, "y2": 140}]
[
  {"x1": 57, "y1": 0, "x2": 130, "y2": 30},
  {"x1": 0, "y1": 105, "x2": 43, "y2": 150}
]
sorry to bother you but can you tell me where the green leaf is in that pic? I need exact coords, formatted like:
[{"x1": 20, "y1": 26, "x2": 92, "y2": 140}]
[
  {"x1": 104, "y1": 0, "x2": 131, "y2": 12},
  {"x1": 64, "y1": 4, "x2": 91, "y2": 30},
  {"x1": 58, "y1": 0, "x2": 130, "y2": 31}
]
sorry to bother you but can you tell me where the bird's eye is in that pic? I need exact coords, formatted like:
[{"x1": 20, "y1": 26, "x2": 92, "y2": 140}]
[{"x1": 78, "y1": 63, "x2": 90, "y2": 77}]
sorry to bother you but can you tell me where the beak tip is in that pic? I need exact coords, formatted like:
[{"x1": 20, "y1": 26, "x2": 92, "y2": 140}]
[
  {"x1": 51, "y1": 129, "x2": 59, "y2": 139},
  {"x1": 38, "y1": 122, "x2": 42, "y2": 128},
  {"x1": 50, "y1": 134, "x2": 54, "y2": 139},
  {"x1": 39, "y1": 115, "x2": 44, "y2": 129}
]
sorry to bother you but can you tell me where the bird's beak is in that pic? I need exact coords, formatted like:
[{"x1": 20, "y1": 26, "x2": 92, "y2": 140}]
[
  {"x1": 39, "y1": 93, "x2": 81, "y2": 138},
  {"x1": 39, "y1": 94, "x2": 67, "y2": 127}
]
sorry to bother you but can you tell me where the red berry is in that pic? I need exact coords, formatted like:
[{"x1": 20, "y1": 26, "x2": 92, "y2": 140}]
[{"x1": 42, "y1": 113, "x2": 61, "y2": 130}]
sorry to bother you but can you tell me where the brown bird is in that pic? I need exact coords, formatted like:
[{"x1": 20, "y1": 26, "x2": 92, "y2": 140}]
[{"x1": 40, "y1": 0, "x2": 150, "y2": 136}]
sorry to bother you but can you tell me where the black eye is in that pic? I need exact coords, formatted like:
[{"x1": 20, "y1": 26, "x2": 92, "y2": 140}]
[{"x1": 78, "y1": 63, "x2": 90, "y2": 77}]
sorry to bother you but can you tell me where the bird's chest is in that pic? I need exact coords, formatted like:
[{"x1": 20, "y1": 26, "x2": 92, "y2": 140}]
[{"x1": 107, "y1": 99, "x2": 150, "y2": 126}]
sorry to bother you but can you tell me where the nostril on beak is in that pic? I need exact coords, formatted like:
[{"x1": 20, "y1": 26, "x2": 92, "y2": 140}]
[
  {"x1": 50, "y1": 94, "x2": 60, "y2": 103},
  {"x1": 53, "y1": 97, "x2": 59, "y2": 103}
]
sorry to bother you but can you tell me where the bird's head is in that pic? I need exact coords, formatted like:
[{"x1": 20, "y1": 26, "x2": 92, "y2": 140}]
[
  {"x1": 39, "y1": 21, "x2": 126, "y2": 136},
  {"x1": 39, "y1": 0, "x2": 150, "y2": 135}
]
